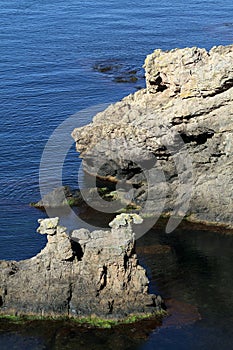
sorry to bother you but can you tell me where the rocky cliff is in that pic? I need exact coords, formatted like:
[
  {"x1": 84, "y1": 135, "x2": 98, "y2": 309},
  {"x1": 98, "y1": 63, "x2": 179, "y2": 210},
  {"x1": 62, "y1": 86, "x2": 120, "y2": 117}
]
[
  {"x1": 0, "y1": 215, "x2": 162, "y2": 318},
  {"x1": 72, "y1": 45, "x2": 233, "y2": 227}
]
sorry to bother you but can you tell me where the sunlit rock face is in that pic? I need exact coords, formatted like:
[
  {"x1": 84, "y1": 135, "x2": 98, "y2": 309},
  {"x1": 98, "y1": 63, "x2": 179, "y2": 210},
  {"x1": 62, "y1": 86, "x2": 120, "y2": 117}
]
[
  {"x1": 72, "y1": 45, "x2": 233, "y2": 227},
  {"x1": 0, "y1": 215, "x2": 162, "y2": 318}
]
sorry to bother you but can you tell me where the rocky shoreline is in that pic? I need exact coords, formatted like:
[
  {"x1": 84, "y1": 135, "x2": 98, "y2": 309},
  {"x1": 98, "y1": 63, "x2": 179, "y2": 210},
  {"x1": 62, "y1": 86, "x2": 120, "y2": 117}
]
[
  {"x1": 1, "y1": 44, "x2": 232, "y2": 321},
  {"x1": 0, "y1": 214, "x2": 163, "y2": 319},
  {"x1": 72, "y1": 44, "x2": 233, "y2": 228}
]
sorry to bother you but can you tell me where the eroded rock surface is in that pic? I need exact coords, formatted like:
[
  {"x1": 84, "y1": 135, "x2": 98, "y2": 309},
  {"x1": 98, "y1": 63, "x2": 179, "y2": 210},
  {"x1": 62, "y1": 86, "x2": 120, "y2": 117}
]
[
  {"x1": 0, "y1": 215, "x2": 162, "y2": 318},
  {"x1": 72, "y1": 45, "x2": 233, "y2": 226}
]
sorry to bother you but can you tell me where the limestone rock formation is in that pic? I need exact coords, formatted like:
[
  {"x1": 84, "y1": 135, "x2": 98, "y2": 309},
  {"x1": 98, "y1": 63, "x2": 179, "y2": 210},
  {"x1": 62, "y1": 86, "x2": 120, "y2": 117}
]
[
  {"x1": 72, "y1": 45, "x2": 233, "y2": 227},
  {"x1": 144, "y1": 45, "x2": 233, "y2": 97},
  {"x1": 0, "y1": 215, "x2": 162, "y2": 318}
]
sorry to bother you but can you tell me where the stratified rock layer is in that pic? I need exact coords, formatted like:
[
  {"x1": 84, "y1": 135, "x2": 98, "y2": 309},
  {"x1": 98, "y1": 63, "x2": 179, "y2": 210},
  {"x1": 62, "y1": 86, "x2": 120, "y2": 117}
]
[
  {"x1": 0, "y1": 215, "x2": 161, "y2": 318},
  {"x1": 72, "y1": 45, "x2": 233, "y2": 226}
]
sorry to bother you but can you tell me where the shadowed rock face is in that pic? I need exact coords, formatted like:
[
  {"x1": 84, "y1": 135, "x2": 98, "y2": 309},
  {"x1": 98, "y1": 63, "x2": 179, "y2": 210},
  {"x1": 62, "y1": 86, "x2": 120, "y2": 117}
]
[
  {"x1": 0, "y1": 215, "x2": 162, "y2": 318},
  {"x1": 72, "y1": 45, "x2": 233, "y2": 227}
]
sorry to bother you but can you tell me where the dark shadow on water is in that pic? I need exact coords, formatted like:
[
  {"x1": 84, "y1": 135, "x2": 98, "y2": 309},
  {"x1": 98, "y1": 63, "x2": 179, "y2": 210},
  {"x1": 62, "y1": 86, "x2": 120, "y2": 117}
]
[{"x1": 1, "y1": 216, "x2": 233, "y2": 349}]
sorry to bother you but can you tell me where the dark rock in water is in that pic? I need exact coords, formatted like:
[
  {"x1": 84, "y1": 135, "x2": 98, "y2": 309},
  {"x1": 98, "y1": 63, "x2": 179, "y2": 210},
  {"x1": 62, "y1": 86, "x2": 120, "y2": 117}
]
[
  {"x1": 0, "y1": 214, "x2": 163, "y2": 319},
  {"x1": 93, "y1": 61, "x2": 122, "y2": 73},
  {"x1": 30, "y1": 186, "x2": 108, "y2": 210},
  {"x1": 93, "y1": 59, "x2": 145, "y2": 86},
  {"x1": 31, "y1": 186, "x2": 141, "y2": 214},
  {"x1": 30, "y1": 186, "x2": 77, "y2": 209}
]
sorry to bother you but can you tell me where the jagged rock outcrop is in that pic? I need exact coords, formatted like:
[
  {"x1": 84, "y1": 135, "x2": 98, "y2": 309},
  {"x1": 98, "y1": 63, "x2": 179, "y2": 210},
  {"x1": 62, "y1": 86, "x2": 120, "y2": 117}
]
[
  {"x1": 0, "y1": 215, "x2": 162, "y2": 318},
  {"x1": 30, "y1": 186, "x2": 75, "y2": 209},
  {"x1": 72, "y1": 45, "x2": 233, "y2": 227},
  {"x1": 31, "y1": 185, "x2": 136, "y2": 212}
]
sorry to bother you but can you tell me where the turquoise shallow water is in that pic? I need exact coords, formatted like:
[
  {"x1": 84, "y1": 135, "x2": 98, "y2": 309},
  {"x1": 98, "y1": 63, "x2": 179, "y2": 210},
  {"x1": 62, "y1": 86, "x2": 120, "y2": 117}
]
[{"x1": 0, "y1": 0, "x2": 233, "y2": 348}]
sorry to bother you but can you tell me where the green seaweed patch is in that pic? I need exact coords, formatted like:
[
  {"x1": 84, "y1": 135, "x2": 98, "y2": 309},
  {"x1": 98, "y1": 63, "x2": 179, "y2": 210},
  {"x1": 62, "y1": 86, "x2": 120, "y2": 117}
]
[
  {"x1": 118, "y1": 203, "x2": 141, "y2": 213},
  {"x1": 0, "y1": 310, "x2": 166, "y2": 329},
  {"x1": 0, "y1": 314, "x2": 22, "y2": 323},
  {"x1": 66, "y1": 197, "x2": 83, "y2": 207},
  {"x1": 71, "y1": 311, "x2": 166, "y2": 328},
  {"x1": 97, "y1": 187, "x2": 109, "y2": 195},
  {"x1": 0, "y1": 314, "x2": 64, "y2": 323}
]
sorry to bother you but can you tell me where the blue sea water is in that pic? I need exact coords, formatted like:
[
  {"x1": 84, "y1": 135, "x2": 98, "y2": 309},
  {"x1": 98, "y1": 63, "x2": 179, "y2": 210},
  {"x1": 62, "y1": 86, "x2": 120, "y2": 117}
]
[
  {"x1": 0, "y1": 1, "x2": 232, "y2": 349},
  {"x1": 0, "y1": 0, "x2": 232, "y2": 260}
]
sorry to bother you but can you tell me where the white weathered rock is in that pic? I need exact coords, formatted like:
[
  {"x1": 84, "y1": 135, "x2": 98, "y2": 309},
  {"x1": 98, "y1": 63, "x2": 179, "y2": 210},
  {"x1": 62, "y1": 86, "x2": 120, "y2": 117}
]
[
  {"x1": 37, "y1": 217, "x2": 59, "y2": 235},
  {"x1": 109, "y1": 213, "x2": 143, "y2": 228},
  {"x1": 144, "y1": 45, "x2": 233, "y2": 98}
]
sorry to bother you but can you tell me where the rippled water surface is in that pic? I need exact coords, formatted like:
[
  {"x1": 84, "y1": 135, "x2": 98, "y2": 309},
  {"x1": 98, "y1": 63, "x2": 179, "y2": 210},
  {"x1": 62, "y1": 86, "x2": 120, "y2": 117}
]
[
  {"x1": 0, "y1": 0, "x2": 232, "y2": 259},
  {"x1": 0, "y1": 0, "x2": 233, "y2": 348}
]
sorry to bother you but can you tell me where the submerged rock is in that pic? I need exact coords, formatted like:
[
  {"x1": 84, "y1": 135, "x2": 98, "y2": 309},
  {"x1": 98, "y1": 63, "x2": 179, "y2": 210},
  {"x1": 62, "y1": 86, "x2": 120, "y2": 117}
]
[
  {"x1": 72, "y1": 44, "x2": 233, "y2": 227},
  {"x1": 0, "y1": 215, "x2": 163, "y2": 318},
  {"x1": 93, "y1": 59, "x2": 144, "y2": 86}
]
